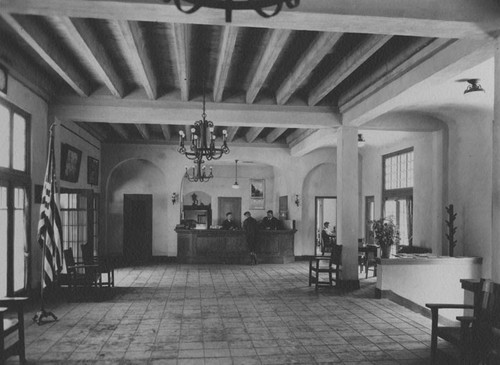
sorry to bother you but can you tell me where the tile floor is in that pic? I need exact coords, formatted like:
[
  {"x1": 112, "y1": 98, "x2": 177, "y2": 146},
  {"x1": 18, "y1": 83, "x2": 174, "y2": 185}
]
[{"x1": 7, "y1": 262, "x2": 449, "y2": 364}]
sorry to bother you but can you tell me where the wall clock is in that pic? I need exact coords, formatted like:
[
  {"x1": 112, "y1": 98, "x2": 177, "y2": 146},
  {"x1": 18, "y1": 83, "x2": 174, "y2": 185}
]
[{"x1": 0, "y1": 65, "x2": 7, "y2": 94}]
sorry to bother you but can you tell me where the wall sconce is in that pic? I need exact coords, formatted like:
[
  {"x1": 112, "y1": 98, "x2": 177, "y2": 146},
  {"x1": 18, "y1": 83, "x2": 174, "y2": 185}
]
[
  {"x1": 357, "y1": 134, "x2": 366, "y2": 147},
  {"x1": 294, "y1": 194, "x2": 300, "y2": 207},
  {"x1": 171, "y1": 192, "x2": 178, "y2": 205}
]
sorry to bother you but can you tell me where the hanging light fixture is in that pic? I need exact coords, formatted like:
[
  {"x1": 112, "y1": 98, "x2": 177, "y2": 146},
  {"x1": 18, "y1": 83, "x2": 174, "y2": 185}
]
[
  {"x1": 178, "y1": 76, "x2": 230, "y2": 183},
  {"x1": 463, "y1": 79, "x2": 485, "y2": 94},
  {"x1": 358, "y1": 134, "x2": 366, "y2": 147},
  {"x1": 163, "y1": 0, "x2": 300, "y2": 23},
  {"x1": 232, "y1": 159, "x2": 240, "y2": 189}
]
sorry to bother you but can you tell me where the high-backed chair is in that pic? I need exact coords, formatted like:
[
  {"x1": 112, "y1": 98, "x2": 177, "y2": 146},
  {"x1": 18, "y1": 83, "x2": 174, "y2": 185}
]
[
  {"x1": 0, "y1": 297, "x2": 28, "y2": 365},
  {"x1": 363, "y1": 245, "x2": 378, "y2": 278},
  {"x1": 63, "y1": 247, "x2": 98, "y2": 300},
  {"x1": 309, "y1": 244, "x2": 342, "y2": 289},
  {"x1": 426, "y1": 280, "x2": 500, "y2": 364},
  {"x1": 81, "y1": 243, "x2": 114, "y2": 288}
]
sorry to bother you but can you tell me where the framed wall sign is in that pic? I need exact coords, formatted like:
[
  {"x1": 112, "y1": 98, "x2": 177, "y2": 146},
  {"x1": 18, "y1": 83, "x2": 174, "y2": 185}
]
[
  {"x1": 0, "y1": 64, "x2": 7, "y2": 94},
  {"x1": 60, "y1": 143, "x2": 82, "y2": 183},
  {"x1": 87, "y1": 156, "x2": 99, "y2": 185},
  {"x1": 250, "y1": 179, "x2": 264, "y2": 199}
]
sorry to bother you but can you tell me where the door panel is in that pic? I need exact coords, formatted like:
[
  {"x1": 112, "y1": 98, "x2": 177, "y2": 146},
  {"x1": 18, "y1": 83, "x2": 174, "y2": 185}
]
[{"x1": 124, "y1": 194, "x2": 152, "y2": 264}]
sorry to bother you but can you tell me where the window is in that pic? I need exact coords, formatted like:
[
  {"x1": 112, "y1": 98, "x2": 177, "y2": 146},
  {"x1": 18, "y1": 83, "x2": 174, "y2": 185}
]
[
  {"x1": 60, "y1": 190, "x2": 99, "y2": 264},
  {"x1": 0, "y1": 98, "x2": 30, "y2": 297},
  {"x1": 383, "y1": 148, "x2": 414, "y2": 247}
]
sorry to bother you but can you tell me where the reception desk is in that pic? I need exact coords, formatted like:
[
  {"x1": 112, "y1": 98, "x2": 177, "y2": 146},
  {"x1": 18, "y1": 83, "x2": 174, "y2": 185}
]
[{"x1": 176, "y1": 229, "x2": 296, "y2": 264}]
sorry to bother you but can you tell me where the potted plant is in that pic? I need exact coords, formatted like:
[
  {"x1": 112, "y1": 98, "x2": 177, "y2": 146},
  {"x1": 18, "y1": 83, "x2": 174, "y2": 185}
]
[{"x1": 371, "y1": 217, "x2": 400, "y2": 258}]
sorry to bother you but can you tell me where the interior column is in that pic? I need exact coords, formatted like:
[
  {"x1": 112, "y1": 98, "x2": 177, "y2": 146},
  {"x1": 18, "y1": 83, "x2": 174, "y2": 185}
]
[
  {"x1": 336, "y1": 126, "x2": 360, "y2": 289},
  {"x1": 492, "y1": 38, "x2": 500, "y2": 282}
]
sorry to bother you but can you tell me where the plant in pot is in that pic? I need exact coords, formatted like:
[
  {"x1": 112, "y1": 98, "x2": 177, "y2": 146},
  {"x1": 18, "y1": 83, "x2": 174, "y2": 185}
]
[{"x1": 371, "y1": 217, "x2": 400, "y2": 258}]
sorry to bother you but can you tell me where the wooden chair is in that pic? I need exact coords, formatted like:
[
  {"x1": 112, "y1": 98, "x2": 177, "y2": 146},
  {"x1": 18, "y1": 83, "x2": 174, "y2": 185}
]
[
  {"x1": 63, "y1": 247, "x2": 99, "y2": 300},
  {"x1": 81, "y1": 243, "x2": 114, "y2": 288},
  {"x1": 363, "y1": 245, "x2": 378, "y2": 278},
  {"x1": 309, "y1": 244, "x2": 342, "y2": 289},
  {"x1": 426, "y1": 279, "x2": 500, "y2": 364},
  {"x1": 0, "y1": 297, "x2": 28, "y2": 365}
]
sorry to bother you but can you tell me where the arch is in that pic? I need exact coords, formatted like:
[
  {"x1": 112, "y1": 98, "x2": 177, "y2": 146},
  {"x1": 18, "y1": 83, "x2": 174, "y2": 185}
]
[{"x1": 105, "y1": 158, "x2": 168, "y2": 256}]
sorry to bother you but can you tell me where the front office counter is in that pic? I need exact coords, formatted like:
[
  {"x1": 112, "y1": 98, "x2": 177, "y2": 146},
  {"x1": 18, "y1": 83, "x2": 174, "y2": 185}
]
[{"x1": 176, "y1": 229, "x2": 296, "y2": 264}]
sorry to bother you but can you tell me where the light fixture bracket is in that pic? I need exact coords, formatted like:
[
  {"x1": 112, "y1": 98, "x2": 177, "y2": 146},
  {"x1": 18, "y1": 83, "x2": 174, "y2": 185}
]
[{"x1": 163, "y1": 0, "x2": 300, "y2": 22}]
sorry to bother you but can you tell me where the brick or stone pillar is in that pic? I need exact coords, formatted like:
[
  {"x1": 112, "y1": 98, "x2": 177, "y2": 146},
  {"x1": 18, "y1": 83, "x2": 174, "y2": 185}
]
[
  {"x1": 336, "y1": 126, "x2": 360, "y2": 288},
  {"x1": 493, "y1": 38, "x2": 500, "y2": 283}
]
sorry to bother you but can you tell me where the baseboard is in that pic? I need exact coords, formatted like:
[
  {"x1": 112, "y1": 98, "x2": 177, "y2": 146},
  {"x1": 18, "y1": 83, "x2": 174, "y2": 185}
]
[
  {"x1": 294, "y1": 255, "x2": 312, "y2": 261},
  {"x1": 337, "y1": 279, "x2": 360, "y2": 290},
  {"x1": 377, "y1": 289, "x2": 456, "y2": 326},
  {"x1": 151, "y1": 256, "x2": 176, "y2": 263}
]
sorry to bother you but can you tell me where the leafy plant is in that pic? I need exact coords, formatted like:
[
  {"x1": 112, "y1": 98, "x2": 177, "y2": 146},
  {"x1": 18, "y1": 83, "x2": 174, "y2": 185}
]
[{"x1": 371, "y1": 217, "x2": 400, "y2": 248}]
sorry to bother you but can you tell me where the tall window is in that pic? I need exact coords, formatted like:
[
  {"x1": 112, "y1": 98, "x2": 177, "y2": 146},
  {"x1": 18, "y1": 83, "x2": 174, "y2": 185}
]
[
  {"x1": 60, "y1": 190, "x2": 99, "y2": 264},
  {"x1": 0, "y1": 98, "x2": 30, "y2": 297},
  {"x1": 383, "y1": 148, "x2": 414, "y2": 247}
]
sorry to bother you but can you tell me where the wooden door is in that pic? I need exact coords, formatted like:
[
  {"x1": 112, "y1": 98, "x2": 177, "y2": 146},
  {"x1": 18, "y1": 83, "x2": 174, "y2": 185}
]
[
  {"x1": 123, "y1": 194, "x2": 152, "y2": 264},
  {"x1": 218, "y1": 197, "x2": 242, "y2": 228}
]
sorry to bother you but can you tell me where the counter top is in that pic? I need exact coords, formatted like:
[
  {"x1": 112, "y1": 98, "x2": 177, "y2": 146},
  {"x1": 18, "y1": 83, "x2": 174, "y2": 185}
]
[{"x1": 377, "y1": 254, "x2": 482, "y2": 265}]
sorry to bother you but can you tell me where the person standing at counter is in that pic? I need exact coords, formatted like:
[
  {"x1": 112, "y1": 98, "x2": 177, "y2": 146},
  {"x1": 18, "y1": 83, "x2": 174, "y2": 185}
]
[
  {"x1": 221, "y1": 212, "x2": 239, "y2": 230},
  {"x1": 243, "y1": 211, "x2": 259, "y2": 265},
  {"x1": 261, "y1": 210, "x2": 281, "y2": 230}
]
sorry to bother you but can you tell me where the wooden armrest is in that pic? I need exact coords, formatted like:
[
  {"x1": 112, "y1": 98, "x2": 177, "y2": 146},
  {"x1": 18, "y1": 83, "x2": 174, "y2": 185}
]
[
  {"x1": 67, "y1": 264, "x2": 99, "y2": 271},
  {"x1": 425, "y1": 303, "x2": 474, "y2": 310},
  {"x1": 0, "y1": 307, "x2": 8, "y2": 313},
  {"x1": 0, "y1": 297, "x2": 28, "y2": 304},
  {"x1": 456, "y1": 315, "x2": 475, "y2": 323}
]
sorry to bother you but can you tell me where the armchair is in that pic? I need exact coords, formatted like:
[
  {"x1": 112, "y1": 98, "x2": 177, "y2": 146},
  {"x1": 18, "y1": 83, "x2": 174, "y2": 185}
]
[
  {"x1": 81, "y1": 243, "x2": 114, "y2": 288},
  {"x1": 0, "y1": 297, "x2": 28, "y2": 364},
  {"x1": 63, "y1": 247, "x2": 99, "y2": 300}
]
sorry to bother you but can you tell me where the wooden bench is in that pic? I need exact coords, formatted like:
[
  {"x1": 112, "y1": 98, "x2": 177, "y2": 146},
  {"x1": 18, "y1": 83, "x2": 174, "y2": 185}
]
[
  {"x1": 0, "y1": 297, "x2": 28, "y2": 365},
  {"x1": 426, "y1": 279, "x2": 500, "y2": 364}
]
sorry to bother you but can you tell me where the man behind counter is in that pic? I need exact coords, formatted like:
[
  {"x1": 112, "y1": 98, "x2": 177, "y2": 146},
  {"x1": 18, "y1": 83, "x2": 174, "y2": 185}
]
[
  {"x1": 221, "y1": 212, "x2": 240, "y2": 230},
  {"x1": 261, "y1": 210, "x2": 281, "y2": 230}
]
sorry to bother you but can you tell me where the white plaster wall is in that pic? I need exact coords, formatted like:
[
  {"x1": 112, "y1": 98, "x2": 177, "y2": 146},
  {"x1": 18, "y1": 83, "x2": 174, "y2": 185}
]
[
  {"x1": 360, "y1": 131, "x2": 438, "y2": 251},
  {"x1": 5, "y1": 76, "x2": 48, "y2": 290},
  {"x1": 101, "y1": 143, "x2": 339, "y2": 257},
  {"x1": 107, "y1": 159, "x2": 168, "y2": 256}
]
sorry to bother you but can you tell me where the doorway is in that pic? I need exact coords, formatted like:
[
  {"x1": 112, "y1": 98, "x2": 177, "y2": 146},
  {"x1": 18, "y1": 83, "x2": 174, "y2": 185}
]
[
  {"x1": 218, "y1": 197, "x2": 242, "y2": 228},
  {"x1": 314, "y1": 196, "x2": 337, "y2": 255},
  {"x1": 123, "y1": 194, "x2": 152, "y2": 264}
]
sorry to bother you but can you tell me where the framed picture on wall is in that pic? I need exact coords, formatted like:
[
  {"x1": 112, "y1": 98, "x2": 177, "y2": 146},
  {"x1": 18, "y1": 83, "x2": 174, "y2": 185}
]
[
  {"x1": 250, "y1": 179, "x2": 265, "y2": 199},
  {"x1": 250, "y1": 198, "x2": 265, "y2": 210},
  {"x1": 87, "y1": 156, "x2": 99, "y2": 185},
  {"x1": 60, "y1": 143, "x2": 82, "y2": 183}
]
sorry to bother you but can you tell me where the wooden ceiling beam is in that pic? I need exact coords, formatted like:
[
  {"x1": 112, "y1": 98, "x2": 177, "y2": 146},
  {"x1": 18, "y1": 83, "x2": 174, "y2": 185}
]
[
  {"x1": 213, "y1": 26, "x2": 239, "y2": 103},
  {"x1": 109, "y1": 123, "x2": 130, "y2": 140},
  {"x1": 265, "y1": 128, "x2": 287, "y2": 143},
  {"x1": 287, "y1": 128, "x2": 317, "y2": 147},
  {"x1": 226, "y1": 127, "x2": 239, "y2": 142},
  {"x1": 4, "y1": 0, "x2": 499, "y2": 39},
  {"x1": 53, "y1": 96, "x2": 341, "y2": 128},
  {"x1": 308, "y1": 34, "x2": 392, "y2": 106},
  {"x1": 1, "y1": 13, "x2": 91, "y2": 96},
  {"x1": 245, "y1": 127, "x2": 264, "y2": 143},
  {"x1": 160, "y1": 124, "x2": 171, "y2": 141},
  {"x1": 171, "y1": 23, "x2": 190, "y2": 102},
  {"x1": 276, "y1": 32, "x2": 342, "y2": 105},
  {"x1": 115, "y1": 20, "x2": 157, "y2": 99},
  {"x1": 135, "y1": 123, "x2": 150, "y2": 140},
  {"x1": 58, "y1": 17, "x2": 125, "y2": 98},
  {"x1": 339, "y1": 38, "x2": 452, "y2": 112},
  {"x1": 246, "y1": 28, "x2": 292, "y2": 104}
]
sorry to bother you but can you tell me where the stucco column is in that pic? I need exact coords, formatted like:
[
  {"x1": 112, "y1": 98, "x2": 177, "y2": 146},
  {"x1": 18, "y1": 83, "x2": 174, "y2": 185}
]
[
  {"x1": 336, "y1": 126, "x2": 359, "y2": 288},
  {"x1": 492, "y1": 38, "x2": 500, "y2": 282}
]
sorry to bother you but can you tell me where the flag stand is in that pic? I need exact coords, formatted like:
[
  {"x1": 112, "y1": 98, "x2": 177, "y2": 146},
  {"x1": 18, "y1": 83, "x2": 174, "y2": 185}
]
[
  {"x1": 33, "y1": 241, "x2": 58, "y2": 325},
  {"x1": 33, "y1": 124, "x2": 60, "y2": 325}
]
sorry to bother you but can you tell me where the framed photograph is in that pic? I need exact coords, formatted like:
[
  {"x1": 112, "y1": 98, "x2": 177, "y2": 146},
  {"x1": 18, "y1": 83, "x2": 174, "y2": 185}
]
[
  {"x1": 250, "y1": 179, "x2": 265, "y2": 199},
  {"x1": 87, "y1": 156, "x2": 99, "y2": 185},
  {"x1": 60, "y1": 143, "x2": 82, "y2": 183},
  {"x1": 250, "y1": 198, "x2": 265, "y2": 210}
]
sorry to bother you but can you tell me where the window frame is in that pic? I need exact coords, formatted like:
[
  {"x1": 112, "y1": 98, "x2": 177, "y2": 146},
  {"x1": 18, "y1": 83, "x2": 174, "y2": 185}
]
[{"x1": 0, "y1": 97, "x2": 31, "y2": 296}]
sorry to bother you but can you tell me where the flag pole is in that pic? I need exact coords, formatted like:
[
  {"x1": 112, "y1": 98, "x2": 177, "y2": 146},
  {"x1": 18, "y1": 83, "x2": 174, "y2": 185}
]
[{"x1": 33, "y1": 124, "x2": 59, "y2": 325}]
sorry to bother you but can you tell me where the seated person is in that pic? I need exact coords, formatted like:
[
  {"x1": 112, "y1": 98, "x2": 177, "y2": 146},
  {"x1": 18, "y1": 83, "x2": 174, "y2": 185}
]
[
  {"x1": 221, "y1": 212, "x2": 239, "y2": 230},
  {"x1": 321, "y1": 221, "x2": 336, "y2": 253},
  {"x1": 261, "y1": 210, "x2": 281, "y2": 230}
]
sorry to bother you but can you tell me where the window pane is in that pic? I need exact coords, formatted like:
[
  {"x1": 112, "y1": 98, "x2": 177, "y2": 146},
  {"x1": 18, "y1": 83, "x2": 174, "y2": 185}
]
[
  {"x1": 0, "y1": 186, "x2": 7, "y2": 297},
  {"x1": 0, "y1": 105, "x2": 10, "y2": 168},
  {"x1": 13, "y1": 187, "x2": 26, "y2": 291},
  {"x1": 13, "y1": 114, "x2": 26, "y2": 171}
]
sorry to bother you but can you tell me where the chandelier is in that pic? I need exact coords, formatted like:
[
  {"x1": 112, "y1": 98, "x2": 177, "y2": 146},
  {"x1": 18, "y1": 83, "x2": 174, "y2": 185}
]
[
  {"x1": 163, "y1": 0, "x2": 300, "y2": 22},
  {"x1": 178, "y1": 81, "x2": 230, "y2": 183}
]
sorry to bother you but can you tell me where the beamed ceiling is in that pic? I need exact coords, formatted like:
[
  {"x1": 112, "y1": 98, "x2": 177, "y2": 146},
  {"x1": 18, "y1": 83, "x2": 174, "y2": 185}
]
[{"x1": 0, "y1": 1, "x2": 499, "y2": 150}]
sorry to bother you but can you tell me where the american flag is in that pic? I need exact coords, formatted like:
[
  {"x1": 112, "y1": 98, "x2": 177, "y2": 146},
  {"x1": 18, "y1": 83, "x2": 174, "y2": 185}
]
[{"x1": 37, "y1": 128, "x2": 63, "y2": 288}]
